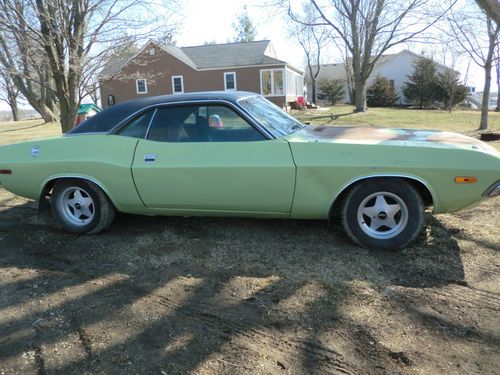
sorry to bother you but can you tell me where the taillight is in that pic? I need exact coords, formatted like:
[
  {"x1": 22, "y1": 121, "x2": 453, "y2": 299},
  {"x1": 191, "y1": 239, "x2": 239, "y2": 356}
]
[{"x1": 0, "y1": 169, "x2": 12, "y2": 174}]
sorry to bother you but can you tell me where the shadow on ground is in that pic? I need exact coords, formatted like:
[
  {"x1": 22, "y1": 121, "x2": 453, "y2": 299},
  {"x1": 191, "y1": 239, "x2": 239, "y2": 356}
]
[{"x1": 1, "y1": 200, "x2": 497, "y2": 374}]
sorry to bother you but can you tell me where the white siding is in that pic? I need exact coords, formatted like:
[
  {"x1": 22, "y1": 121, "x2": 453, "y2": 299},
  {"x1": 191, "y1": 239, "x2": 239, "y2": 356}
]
[{"x1": 305, "y1": 50, "x2": 452, "y2": 105}]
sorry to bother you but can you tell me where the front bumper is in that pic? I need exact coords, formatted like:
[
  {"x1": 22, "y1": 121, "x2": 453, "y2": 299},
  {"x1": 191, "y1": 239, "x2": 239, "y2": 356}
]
[{"x1": 482, "y1": 180, "x2": 500, "y2": 198}]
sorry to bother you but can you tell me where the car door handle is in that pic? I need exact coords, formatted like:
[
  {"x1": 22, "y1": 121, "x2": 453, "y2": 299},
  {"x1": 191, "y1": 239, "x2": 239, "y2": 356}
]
[{"x1": 144, "y1": 154, "x2": 157, "y2": 163}]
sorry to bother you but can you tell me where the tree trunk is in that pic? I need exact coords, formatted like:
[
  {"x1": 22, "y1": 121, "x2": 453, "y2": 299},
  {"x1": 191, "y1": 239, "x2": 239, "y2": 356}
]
[
  {"x1": 479, "y1": 35, "x2": 495, "y2": 130},
  {"x1": 496, "y1": 59, "x2": 500, "y2": 112},
  {"x1": 10, "y1": 99, "x2": 19, "y2": 121},
  {"x1": 311, "y1": 80, "x2": 316, "y2": 105},
  {"x1": 354, "y1": 77, "x2": 367, "y2": 112},
  {"x1": 479, "y1": 71, "x2": 491, "y2": 130}
]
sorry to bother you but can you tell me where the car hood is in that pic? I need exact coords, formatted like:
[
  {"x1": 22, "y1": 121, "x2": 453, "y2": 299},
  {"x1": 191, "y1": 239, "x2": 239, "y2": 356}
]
[{"x1": 286, "y1": 125, "x2": 498, "y2": 154}]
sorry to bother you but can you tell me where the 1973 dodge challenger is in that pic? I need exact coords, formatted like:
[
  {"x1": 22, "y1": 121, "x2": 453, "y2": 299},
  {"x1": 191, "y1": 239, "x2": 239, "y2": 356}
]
[{"x1": 0, "y1": 92, "x2": 499, "y2": 249}]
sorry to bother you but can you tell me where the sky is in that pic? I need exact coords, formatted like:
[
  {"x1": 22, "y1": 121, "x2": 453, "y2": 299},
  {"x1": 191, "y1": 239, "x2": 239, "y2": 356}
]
[{"x1": 0, "y1": 0, "x2": 490, "y2": 111}]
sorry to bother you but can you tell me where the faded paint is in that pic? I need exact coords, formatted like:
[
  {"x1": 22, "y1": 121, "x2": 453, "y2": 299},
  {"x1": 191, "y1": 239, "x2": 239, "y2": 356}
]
[{"x1": 288, "y1": 125, "x2": 498, "y2": 153}]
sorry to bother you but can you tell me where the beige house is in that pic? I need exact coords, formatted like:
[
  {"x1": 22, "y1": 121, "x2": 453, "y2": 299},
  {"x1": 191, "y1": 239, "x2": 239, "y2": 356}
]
[{"x1": 100, "y1": 40, "x2": 304, "y2": 109}]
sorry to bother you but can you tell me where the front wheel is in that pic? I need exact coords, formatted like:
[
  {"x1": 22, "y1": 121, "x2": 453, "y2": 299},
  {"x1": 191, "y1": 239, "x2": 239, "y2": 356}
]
[
  {"x1": 52, "y1": 179, "x2": 115, "y2": 234},
  {"x1": 341, "y1": 179, "x2": 424, "y2": 250}
]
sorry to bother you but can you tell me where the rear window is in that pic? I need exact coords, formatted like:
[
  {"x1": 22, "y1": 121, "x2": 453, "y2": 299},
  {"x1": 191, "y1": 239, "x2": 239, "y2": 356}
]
[{"x1": 68, "y1": 97, "x2": 163, "y2": 134}]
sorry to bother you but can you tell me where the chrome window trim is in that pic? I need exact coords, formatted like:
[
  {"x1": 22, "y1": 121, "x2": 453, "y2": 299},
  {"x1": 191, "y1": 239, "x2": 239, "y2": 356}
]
[
  {"x1": 107, "y1": 99, "x2": 276, "y2": 141},
  {"x1": 482, "y1": 180, "x2": 500, "y2": 198}
]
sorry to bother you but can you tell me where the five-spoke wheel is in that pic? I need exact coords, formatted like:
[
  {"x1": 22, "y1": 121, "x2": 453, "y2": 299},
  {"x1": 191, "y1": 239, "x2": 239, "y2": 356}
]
[
  {"x1": 52, "y1": 179, "x2": 115, "y2": 234},
  {"x1": 342, "y1": 179, "x2": 424, "y2": 249}
]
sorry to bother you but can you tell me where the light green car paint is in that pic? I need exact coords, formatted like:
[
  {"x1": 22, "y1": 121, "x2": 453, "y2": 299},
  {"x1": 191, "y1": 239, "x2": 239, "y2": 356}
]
[{"x1": 0, "y1": 126, "x2": 499, "y2": 219}]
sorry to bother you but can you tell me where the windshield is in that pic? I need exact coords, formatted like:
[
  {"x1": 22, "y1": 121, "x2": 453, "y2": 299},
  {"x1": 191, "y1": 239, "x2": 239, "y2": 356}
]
[{"x1": 239, "y1": 96, "x2": 305, "y2": 137}]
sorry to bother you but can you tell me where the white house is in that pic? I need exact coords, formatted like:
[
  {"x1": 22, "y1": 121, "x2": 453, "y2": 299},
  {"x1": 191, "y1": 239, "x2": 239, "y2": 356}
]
[{"x1": 306, "y1": 50, "x2": 455, "y2": 105}]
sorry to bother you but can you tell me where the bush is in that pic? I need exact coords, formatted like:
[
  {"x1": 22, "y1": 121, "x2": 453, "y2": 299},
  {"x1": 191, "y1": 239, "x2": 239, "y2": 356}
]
[
  {"x1": 367, "y1": 74, "x2": 399, "y2": 107},
  {"x1": 318, "y1": 79, "x2": 345, "y2": 105},
  {"x1": 434, "y1": 68, "x2": 468, "y2": 112},
  {"x1": 403, "y1": 57, "x2": 438, "y2": 109}
]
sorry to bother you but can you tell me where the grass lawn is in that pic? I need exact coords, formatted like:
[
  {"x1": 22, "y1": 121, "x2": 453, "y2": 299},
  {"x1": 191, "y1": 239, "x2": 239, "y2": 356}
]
[
  {"x1": 292, "y1": 105, "x2": 500, "y2": 133},
  {"x1": 0, "y1": 119, "x2": 61, "y2": 145}
]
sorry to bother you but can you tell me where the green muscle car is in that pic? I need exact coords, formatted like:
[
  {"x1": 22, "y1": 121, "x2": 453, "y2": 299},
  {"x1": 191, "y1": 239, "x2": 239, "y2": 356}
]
[{"x1": 0, "y1": 92, "x2": 499, "y2": 249}]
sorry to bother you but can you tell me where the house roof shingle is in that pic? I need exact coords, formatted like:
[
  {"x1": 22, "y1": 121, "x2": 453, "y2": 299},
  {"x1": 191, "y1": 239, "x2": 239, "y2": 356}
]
[
  {"x1": 180, "y1": 40, "x2": 285, "y2": 69},
  {"x1": 100, "y1": 40, "x2": 290, "y2": 79}
]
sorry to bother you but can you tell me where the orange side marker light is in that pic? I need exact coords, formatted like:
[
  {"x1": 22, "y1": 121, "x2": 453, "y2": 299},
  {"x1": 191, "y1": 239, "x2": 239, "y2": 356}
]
[{"x1": 455, "y1": 176, "x2": 477, "y2": 183}]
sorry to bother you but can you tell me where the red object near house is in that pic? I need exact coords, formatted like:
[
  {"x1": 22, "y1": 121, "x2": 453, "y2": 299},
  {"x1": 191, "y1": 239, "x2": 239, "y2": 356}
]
[{"x1": 291, "y1": 96, "x2": 306, "y2": 110}]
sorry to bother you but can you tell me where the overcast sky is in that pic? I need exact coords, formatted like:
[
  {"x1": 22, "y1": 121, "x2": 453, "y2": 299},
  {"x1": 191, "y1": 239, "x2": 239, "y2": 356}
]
[{"x1": 0, "y1": 0, "x2": 489, "y2": 111}]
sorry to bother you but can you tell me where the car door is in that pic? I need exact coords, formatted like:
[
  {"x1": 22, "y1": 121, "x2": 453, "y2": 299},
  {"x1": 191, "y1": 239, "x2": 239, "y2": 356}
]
[{"x1": 129, "y1": 103, "x2": 296, "y2": 214}]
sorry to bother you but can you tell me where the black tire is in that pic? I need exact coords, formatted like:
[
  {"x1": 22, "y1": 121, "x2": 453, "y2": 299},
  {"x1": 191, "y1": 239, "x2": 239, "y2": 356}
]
[
  {"x1": 341, "y1": 179, "x2": 424, "y2": 250},
  {"x1": 51, "y1": 179, "x2": 115, "y2": 234}
]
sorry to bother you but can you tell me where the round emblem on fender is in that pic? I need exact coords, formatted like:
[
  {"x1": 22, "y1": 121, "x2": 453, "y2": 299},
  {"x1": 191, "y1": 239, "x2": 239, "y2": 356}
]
[{"x1": 31, "y1": 145, "x2": 40, "y2": 157}]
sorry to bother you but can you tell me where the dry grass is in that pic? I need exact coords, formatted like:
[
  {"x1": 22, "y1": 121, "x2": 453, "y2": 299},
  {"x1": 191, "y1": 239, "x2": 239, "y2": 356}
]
[
  {"x1": 292, "y1": 105, "x2": 500, "y2": 133},
  {"x1": 0, "y1": 120, "x2": 61, "y2": 145}
]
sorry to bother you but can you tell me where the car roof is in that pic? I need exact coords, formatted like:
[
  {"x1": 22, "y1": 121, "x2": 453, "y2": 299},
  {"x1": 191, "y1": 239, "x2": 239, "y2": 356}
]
[{"x1": 69, "y1": 91, "x2": 259, "y2": 135}]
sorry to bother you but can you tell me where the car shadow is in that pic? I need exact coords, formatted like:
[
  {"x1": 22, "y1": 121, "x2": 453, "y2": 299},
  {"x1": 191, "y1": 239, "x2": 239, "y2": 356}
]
[{"x1": 0, "y1": 202, "x2": 473, "y2": 373}]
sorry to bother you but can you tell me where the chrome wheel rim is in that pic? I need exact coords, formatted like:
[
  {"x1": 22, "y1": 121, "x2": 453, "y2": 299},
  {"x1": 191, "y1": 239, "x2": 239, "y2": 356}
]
[
  {"x1": 58, "y1": 186, "x2": 95, "y2": 226},
  {"x1": 357, "y1": 192, "x2": 408, "y2": 240}
]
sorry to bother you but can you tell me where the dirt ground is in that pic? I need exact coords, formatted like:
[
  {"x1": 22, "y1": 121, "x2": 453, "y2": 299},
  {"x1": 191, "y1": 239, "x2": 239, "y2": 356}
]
[{"x1": 0, "y1": 186, "x2": 498, "y2": 375}]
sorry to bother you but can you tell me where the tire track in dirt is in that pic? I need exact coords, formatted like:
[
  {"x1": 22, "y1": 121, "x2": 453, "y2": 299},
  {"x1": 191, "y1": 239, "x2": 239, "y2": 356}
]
[{"x1": 424, "y1": 285, "x2": 500, "y2": 312}]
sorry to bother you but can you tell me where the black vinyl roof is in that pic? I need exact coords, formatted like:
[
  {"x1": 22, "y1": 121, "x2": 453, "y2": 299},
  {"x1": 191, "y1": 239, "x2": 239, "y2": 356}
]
[{"x1": 69, "y1": 91, "x2": 258, "y2": 135}]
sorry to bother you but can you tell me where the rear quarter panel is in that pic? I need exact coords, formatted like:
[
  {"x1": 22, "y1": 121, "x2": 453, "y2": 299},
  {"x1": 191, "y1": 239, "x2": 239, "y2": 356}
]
[
  {"x1": 288, "y1": 142, "x2": 500, "y2": 219},
  {"x1": 0, "y1": 135, "x2": 144, "y2": 212}
]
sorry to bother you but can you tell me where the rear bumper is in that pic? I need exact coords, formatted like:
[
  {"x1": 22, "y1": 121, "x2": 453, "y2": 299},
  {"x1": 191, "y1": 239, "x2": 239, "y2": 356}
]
[{"x1": 482, "y1": 180, "x2": 500, "y2": 198}]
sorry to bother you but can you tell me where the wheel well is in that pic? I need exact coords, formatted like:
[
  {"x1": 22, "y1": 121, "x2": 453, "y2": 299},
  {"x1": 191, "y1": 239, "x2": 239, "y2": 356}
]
[
  {"x1": 329, "y1": 177, "x2": 434, "y2": 220},
  {"x1": 38, "y1": 177, "x2": 115, "y2": 211}
]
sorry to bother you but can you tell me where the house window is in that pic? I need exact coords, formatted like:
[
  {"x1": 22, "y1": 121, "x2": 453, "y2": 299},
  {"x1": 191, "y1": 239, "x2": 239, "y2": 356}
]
[
  {"x1": 224, "y1": 72, "x2": 236, "y2": 90},
  {"x1": 172, "y1": 75, "x2": 184, "y2": 93},
  {"x1": 260, "y1": 69, "x2": 284, "y2": 96},
  {"x1": 136, "y1": 79, "x2": 147, "y2": 94},
  {"x1": 107, "y1": 95, "x2": 115, "y2": 106}
]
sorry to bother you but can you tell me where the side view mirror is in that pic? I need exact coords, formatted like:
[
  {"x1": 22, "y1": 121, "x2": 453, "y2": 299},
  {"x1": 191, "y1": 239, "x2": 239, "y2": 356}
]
[{"x1": 208, "y1": 114, "x2": 224, "y2": 128}]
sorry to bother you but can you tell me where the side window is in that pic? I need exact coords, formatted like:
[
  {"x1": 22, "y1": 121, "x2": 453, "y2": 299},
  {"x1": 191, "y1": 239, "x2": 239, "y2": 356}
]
[
  {"x1": 146, "y1": 105, "x2": 265, "y2": 143},
  {"x1": 116, "y1": 110, "x2": 155, "y2": 139},
  {"x1": 206, "y1": 106, "x2": 265, "y2": 142},
  {"x1": 147, "y1": 106, "x2": 196, "y2": 142}
]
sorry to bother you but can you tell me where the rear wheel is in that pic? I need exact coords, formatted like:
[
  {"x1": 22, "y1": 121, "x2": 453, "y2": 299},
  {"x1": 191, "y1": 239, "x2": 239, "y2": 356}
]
[
  {"x1": 52, "y1": 179, "x2": 115, "y2": 234},
  {"x1": 341, "y1": 179, "x2": 424, "y2": 250}
]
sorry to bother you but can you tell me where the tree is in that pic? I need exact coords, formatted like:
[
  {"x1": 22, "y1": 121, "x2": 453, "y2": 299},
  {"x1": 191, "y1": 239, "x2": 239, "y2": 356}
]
[
  {"x1": 367, "y1": 74, "x2": 399, "y2": 107},
  {"x1": 475, "y1": 0, "x2": 500, "y2": 25},
  {"x1": 0, "y1": 66, "x2": 20, "y2": 121},
  {"x1": 434, "y1": 68, "x2": 467, "y2": 112},
  {"x1": 233, "y1": 6, "x2": 256, "y2": 42},
  {"x1": 288, "y1": 3, "x2": 330, "y2": 105},
  {"x1": 0, "y1": 0, "x2": 177, "y2": 133},
  {"x1": 403, "y1": 57, "x2": 438, "y2": 109},
  {"x1": 444, "y1": 0, "x2": 500, "y2": 129},
  {"x1": 496, "y1": 43, "x2": 500, "y2": 112},
  {"x1": 284, "y1": 0, "x2": 455, "y2": 113},
  {"x1": 0, "y1": 1, "x2": 59, "y2": 124},
  {"x1": 318, "y1": 79, "x2": 345, "y2": 105}
]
